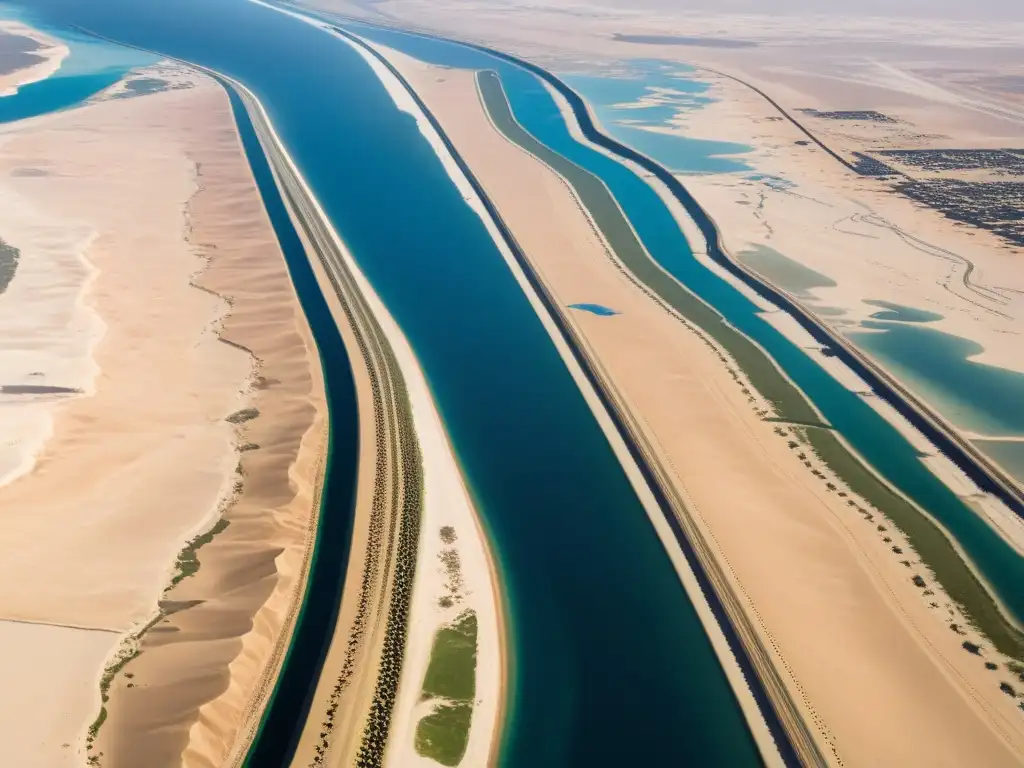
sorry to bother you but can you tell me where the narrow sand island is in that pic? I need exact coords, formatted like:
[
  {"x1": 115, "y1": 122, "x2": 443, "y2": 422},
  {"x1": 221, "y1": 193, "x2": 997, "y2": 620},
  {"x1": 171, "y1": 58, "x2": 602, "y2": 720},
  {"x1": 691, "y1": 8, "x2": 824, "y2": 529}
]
[
  {"x1": 375, "y1": 43, "x2": 1024, "y2": 767},
  {"x1": 212, "y1": 19, "x2": 504, "y2": 764},
  {"x1": 0, "y1": 63, "x2": 326, "y2": 766}
]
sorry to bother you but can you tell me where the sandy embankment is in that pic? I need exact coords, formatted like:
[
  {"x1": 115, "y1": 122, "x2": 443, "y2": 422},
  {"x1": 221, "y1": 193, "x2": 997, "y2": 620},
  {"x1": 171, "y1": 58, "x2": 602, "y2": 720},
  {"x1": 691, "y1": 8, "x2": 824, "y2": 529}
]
[
  {"x1": 0, "y1": 67, "x2": 325, "y2": 767},
  {"x1": 0, "y1": 20, "x2": 69, "y2": 97},
  {"x1": 213, "y1": 17, "x2": 503, "y2": 763},
  {"x1": 383, "y1": 52, "x2": 1024, "y2": 767}
]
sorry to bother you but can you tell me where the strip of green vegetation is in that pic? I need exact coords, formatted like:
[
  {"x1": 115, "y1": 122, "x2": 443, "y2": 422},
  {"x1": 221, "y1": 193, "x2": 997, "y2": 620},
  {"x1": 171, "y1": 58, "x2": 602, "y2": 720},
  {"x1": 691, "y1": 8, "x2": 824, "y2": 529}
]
[
  {"x1": 226, "y1": 407, "x2": 260, "y2": 424},
  {"x1": 0, "y1": 239, "x2": 20, "y2": 295},
  {"x1": 415, "y1": 610, "x2": 477, "y2": 766},
  {"x1": 85, "y1": 641, "x2": 140, "y2": 763},
  {"x1": 169, "y1": 518, "x2": 230, "y2": 589},
  {"x1": 415, "y1": 702, "x2": 473, "y2": 767},
  {"x1": 422, "y1": 610, "x2": 477, "y2": 701},
  {"x1": 477, "y1": 72, "x2": 1024, "y2": 661},
  {"x1": 86, "y1": 515, "x2": 231, "y2": 763}
]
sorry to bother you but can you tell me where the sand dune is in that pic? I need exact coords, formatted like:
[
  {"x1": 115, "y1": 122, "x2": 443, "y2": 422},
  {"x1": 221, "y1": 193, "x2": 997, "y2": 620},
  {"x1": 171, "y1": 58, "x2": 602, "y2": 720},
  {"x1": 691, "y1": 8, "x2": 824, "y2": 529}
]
[{"x1": 0, "y1": 67, "x2": 325, "y2": 766}]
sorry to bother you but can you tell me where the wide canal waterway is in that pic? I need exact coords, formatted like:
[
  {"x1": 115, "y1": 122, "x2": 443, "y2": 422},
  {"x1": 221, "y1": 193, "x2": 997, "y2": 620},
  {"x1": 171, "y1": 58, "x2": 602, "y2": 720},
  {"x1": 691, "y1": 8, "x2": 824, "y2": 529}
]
[{"x1": 24, "y1": 0, "x2": 764, "y2": 765}]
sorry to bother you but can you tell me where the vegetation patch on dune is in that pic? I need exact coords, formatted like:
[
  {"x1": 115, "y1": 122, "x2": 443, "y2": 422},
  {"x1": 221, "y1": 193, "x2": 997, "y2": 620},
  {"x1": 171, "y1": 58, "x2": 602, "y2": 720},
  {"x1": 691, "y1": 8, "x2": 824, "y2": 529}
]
[
  {"x1": 169, "y1": 517, "x2": 230, "y2": 589},
  {"x1": 414, "y1": 609, "x2": 478, "y2": 766},
  {"x1": 86, "y1": 479, "x2": 236, "y2": 763},
  {"x1": 415, "y1": 701, "x2": 473, "y2": 767},
  {"x1": 225, "y1": 406, "x2": 260, "y2": 424},
  {"x1": 0, "y1": 239, "x2": 20, "y2": 295}
]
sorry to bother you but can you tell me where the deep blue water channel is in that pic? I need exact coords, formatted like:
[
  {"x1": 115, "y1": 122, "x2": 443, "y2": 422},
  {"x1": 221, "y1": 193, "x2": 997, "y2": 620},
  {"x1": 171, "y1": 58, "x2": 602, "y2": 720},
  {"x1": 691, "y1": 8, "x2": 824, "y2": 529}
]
[{"x1": 24, "y1": 0, "x2": 764, "y2": 765}]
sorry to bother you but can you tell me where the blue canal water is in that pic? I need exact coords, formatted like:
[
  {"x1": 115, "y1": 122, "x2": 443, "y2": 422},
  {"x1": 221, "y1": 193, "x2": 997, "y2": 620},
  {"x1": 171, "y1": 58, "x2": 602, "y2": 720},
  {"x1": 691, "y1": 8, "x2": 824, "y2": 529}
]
[
  {"x1": 23, "y1": 1, "x2": 764, "y2": 765},
  {"x1": 0, "y1": 3, "x2": 154, "y2": 123},
  {"x1": 342, "y1": 23, "x2": 1024, "y2": 627},
  {"x1": 568, "y1": 302, "x2": 618, "y2": 316},
  {"x1": 563, "y1": 61, "x2": 752, "y2": 173}
]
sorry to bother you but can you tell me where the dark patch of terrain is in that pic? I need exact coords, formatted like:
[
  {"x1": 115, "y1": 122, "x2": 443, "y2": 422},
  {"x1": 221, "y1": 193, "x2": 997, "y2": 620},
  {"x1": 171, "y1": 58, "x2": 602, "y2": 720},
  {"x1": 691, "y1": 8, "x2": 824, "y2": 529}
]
[
  {"x1": 1, "y1": 384, "x2": 81, "y2": 395},
  {"x1": 798, "y1": 108, "x2": 897, "y2": 123},
  {"x1": 0, "y1": 33, "x2": 44, "y2": 77},
  {"x1": 611, "y1": 32, "x2": 758, "y2": 48},
  {"x1": 896, "y1": 179, "x2": 1024, "y2": 246},
  {"x1": 878, "y1": 148, "x2": 1024, "y2": 176},
  {"x1": 0, "y1": 239, "x2": 19, "y2": 294}
]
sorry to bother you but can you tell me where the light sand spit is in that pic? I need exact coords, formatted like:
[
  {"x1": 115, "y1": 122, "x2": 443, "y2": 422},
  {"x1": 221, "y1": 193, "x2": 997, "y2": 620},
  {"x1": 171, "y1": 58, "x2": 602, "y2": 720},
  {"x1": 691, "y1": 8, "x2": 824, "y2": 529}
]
[{"x1": 0, "y1": 20, "x2": 69, "y2": 98}]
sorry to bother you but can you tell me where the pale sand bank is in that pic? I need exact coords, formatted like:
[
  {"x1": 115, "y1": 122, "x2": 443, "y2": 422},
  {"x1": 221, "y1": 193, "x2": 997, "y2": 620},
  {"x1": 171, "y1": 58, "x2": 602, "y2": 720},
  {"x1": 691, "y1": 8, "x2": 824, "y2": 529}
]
[
  {"x1": 0, "y1": 64, "x2": 325, "y2": 766},
  {"x1": 389, "y1": 55, "x2": 1024, "y2": 766},
  {"x1": 0, "y1": 20, "x2": 69, "y2": 97},
  {"x1": 0, "y1": 621, "x2": 116, "y2": 767}
]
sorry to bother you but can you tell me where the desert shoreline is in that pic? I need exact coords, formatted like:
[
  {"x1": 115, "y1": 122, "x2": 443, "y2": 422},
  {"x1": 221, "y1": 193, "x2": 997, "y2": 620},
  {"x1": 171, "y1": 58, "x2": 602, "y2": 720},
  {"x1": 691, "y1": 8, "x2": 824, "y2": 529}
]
[
  {"x1": 0, "y1": 54, "x2": 330, "y2": 767},
  {"x1": 516, "y1": 57, "x2": 1024, "y2": 654}
]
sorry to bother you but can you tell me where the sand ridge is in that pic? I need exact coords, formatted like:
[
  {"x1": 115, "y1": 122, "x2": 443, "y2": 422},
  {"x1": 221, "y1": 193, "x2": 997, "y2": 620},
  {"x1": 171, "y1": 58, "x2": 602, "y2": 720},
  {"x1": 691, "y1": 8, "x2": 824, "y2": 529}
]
[
  {"x1": 95, "y1": 75, "x2": 328, "y2": 768},
  {"x1": 0, "y1": 65, "x2": 326, "y2": 766}
]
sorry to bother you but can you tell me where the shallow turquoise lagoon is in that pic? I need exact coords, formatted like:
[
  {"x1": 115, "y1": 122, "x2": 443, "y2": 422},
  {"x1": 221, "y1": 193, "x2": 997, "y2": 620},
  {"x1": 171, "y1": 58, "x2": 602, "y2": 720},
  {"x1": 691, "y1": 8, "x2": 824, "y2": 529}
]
[
  {"x1": 568, "y1": 302, "x2": 618, "y2": 316},
  {"x1": 563, "y1": 61, "x2": 752, "y2": 173},
  {"x1": 974, "y1": 440, "x2": 1024, "y2": 486},
  {"x1": 863, "y1": 300, "x2": 943, "y2": 324},
  {"x1": 849, "y1": 322, "x2": 1024, "y2": 437},
  {"x1": 737, "y1": 244, "x2": 836, "y2": 300},
  {"x1": 0, "y1": 2, "x2": 154, "y2": 123}
]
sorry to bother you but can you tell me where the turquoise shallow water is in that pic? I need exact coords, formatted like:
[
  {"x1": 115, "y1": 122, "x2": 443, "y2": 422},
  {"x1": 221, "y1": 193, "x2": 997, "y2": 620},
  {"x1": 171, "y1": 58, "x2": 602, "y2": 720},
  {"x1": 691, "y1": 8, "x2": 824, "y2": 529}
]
[
  {"x1": 23, "y1": 1, "x2": 763, "y2": 765},
  {"x1": 737, "y1": 244, "x2": 836, "y2": 301},
  {"x1": 563, "y1": 61, "x2": 752, "y2": 173},
  {"x1": 974, "y1": 440, "x2": 1024, "y2": 486},
  {"x1": 849, "y1": 322, "x2": 1024, "y2": 437},
  {"x1": 0, "y1": 3, "x2": 154, "y2": 123},
  {"x1": 863, "y1": 300, "x2": 943, "y2": 324}
]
